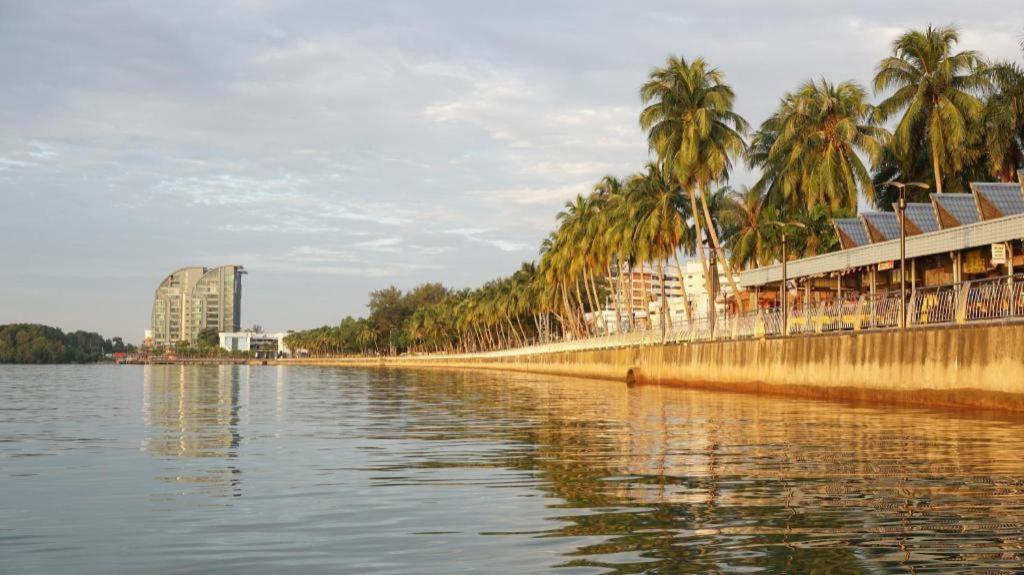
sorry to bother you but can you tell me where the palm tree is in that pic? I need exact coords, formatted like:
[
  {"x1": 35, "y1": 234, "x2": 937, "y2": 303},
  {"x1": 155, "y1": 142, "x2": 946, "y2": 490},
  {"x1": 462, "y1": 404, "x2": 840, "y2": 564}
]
[
  {"x1": 555, "y1": 194, "x2": 604, "y2": 336},
  {"x1": 720, "y1": 186, "x2": 774, "y2": 270},
  {"x1": 602, "y1": 183, "x2": 643, "y2": 331},
  {"x1": 592, "y1": 176, "x2": 627, "y2": 333},
  {"x1": 984, "y1": 61, "x2": 1024, "y2": 181},
  {"x1": 627, "y1": 162, "x2": 695, "y2": 332},
  {"x1": 750, "y1": 79, "x2": 887, "y2": 210},
  {"x1": 640, "y1": 55, "x2": 748, "y2": 310},
  {"x1": 873, "y1": 25, "x2": 988, "y2": 194}
]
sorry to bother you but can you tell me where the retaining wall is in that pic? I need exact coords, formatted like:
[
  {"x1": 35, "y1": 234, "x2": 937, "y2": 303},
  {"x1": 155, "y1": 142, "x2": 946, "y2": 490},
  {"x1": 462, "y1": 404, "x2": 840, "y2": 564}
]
[{"x1": 275, "y1": 322, "x2": 1024, "y2": 411}]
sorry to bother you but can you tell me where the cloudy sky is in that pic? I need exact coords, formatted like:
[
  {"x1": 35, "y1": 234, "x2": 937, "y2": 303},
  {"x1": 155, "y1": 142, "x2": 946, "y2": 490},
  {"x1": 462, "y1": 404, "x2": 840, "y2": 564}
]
[{"x1": 2, "y1": 1, "x2": 1021, "y2": 341}]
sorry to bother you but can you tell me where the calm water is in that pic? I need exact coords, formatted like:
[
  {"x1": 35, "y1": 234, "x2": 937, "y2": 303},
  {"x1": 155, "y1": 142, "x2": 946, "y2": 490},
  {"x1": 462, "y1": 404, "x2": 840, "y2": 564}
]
[{"x1": 3, "y1": 366, "x2": 1024, "y2": 574}]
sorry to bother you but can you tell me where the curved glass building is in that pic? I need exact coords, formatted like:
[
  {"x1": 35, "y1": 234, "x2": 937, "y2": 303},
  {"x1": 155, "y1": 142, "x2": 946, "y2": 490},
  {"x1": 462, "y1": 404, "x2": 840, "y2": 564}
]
[{"x1": 151, "y1": 265, "x2": 245, "y2": 347}]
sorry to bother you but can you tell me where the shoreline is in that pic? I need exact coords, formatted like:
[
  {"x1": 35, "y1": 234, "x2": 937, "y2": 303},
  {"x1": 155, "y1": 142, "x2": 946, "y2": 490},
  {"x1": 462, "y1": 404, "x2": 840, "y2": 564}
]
[
  {"x1": 99, "y1": 319, "x2": 1024, "y2": 413},
  {"x1": 266, "y1": 320, "x2": 1024, "y2": 413}
]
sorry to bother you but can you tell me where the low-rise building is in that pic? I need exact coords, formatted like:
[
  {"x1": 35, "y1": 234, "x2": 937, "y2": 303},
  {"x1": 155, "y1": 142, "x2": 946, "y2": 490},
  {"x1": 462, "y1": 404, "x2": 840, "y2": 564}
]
[
  {"x1": 739, "y1": 177, "x2": 1024, "y2": 310},
  {"x1": 219, "y1": 331, "x2": 291, "y2": 358}
]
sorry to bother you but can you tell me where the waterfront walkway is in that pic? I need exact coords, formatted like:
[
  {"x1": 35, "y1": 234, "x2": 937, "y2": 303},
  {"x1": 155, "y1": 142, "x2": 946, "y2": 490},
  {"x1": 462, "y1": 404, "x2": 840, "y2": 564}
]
[{"x1": 434, "y1": 273, "x2": 1024, "y2": 361}]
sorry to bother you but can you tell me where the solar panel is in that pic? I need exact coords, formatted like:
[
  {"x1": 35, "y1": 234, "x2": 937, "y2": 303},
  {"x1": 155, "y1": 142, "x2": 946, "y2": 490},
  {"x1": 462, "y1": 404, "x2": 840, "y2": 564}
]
[
  {"x1": 972, "y1": 182, "x2": 1021, "y2": 195},
  {"x1": 931, "y1": 194, "x2": 980, "y2": 227},
  {"x1": 833, "y1": 218, "x2": 869, "y2": 249},
  {"x1": 861, "y1": 212, "x2": 901, "y2": 241},
  {"x1": 903, "y1": 203, "x2": 940, "y2": 234},
  {"x1": 971, "y1": 182, "x2": 1024, "y2": 218}
]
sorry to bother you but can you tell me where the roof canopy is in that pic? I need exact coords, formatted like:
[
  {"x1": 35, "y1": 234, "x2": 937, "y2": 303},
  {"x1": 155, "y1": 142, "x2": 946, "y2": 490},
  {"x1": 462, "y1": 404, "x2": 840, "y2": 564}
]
[{"x1": 739, "y1": 177, "x2": 1024, "y2": 288}]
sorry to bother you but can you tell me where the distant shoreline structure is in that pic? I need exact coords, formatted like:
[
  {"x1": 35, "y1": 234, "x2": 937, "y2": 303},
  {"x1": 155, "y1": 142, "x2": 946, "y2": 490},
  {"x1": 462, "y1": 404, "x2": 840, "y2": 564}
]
[{"x1": 149, "y1": 265, "x2": 245, "y2": 348}]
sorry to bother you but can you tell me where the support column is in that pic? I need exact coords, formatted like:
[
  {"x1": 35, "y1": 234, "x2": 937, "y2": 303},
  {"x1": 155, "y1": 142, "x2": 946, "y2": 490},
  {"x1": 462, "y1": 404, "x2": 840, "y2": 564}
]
[
  {"x1": 1009, "y1": 241, "x2": 1017, "y2": 318},
  {"x1": 869, "y1": 267, "x2": 877, "y2": 327}
]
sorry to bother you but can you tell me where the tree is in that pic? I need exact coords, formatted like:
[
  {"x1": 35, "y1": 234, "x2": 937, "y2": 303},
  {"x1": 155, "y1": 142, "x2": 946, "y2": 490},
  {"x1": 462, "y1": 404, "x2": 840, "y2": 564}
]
[
  {"x1": 110, "y1": 337, "x2": 127, "y2": 353},
  {"x1": 720, "y1": 186, "x2": 773, "y2": 270},
  {"x1": 196, "y1": 327, "x2": 219, "y2": 348},
  {"x1": 750, "y1": 79, "x2": 887, "y2": 210},
  {"x1": 983, "y1": 61, "x2": 1024, "y2": 181},
  {"x1": 640, "y1": 55, "x2": 748, "y2": 310},
  {"x1": 873, "y1": 25, "x2": 988, "y2": 194},
  {"x1": 626, "y1": 162, "x2": 695, "y2": 330}
]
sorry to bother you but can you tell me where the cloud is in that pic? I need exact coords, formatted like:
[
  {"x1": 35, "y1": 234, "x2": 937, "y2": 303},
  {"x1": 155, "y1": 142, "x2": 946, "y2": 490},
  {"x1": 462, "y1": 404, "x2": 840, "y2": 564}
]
[
  {"x1": 27, "y1": 141, "x2": 58, "y2": 160},
  {"x1": 444, "y1": 228, "x2": 531, "y2": 252},
  {"x1": 153, "y1": 173, "x2": 308, "y2": 206},
  {"x1": 0, "y1": 157, "x2": 33, "y2": 171},
  {"x1": 353, "y1": 236, "x2": 402, "y2": 252},
  {"x1": 2, "y1": 0, "x2": 1023, "y2": 338},
  {"x1": 225, "y1": 244, "x2": 443, "y2": 278},
  {"x1": 467, "y1": 181, "x2": 594, "y2": 206}
]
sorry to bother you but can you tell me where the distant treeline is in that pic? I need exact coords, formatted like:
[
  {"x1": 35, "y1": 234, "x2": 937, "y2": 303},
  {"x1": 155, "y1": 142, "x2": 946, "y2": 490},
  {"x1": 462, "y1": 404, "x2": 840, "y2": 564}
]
[{"x1": 0, "y1": 324, "x2": 133, "y2": 364}]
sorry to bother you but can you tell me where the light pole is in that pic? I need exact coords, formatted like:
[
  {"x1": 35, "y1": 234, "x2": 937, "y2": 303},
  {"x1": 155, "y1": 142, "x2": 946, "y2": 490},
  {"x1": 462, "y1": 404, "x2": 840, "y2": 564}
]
[
  {"x1": 889, "y1": 182, "x2": 929, "y2": 329},
  {"x1": 767, "y1": 221, "x2": 806, "y2": 336}
]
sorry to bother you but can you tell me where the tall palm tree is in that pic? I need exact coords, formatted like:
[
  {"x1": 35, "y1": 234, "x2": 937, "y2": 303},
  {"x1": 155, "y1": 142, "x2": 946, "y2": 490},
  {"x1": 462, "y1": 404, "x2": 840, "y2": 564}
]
[
  {"x1": 640, "y1": 55, "x2": 748, "y2": 309},
  {"x1": 873, "y1": 25, "x2": 988, "y2": 194},
  {"x1": 627, "y1": 162, "x2": 695, "y2": 331},
  {"x1": 592, "y1": 176, "x2": 627, "y2": 333},
  {"x1": 603, "y1": 183, "x2": 644, "y2": 331},
  {"x1": 555, "y1": 194, "x2": 604, "y2": 336},
  {"x1": 751, "y1": 79, "x2": 888, "y2": 210}
]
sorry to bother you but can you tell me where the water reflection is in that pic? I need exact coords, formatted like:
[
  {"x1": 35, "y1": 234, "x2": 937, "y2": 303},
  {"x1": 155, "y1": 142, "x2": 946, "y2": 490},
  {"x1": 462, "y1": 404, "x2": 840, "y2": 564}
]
[
  {"x1": 6, "y1": 365, "x2": 1024, "y2": 573},
  {"x1": 362, "y1": 370, "x2": 1024, "y2": 573},
  {"x1": 142, "y1": 365, "x2": 248, "y2": 498}
]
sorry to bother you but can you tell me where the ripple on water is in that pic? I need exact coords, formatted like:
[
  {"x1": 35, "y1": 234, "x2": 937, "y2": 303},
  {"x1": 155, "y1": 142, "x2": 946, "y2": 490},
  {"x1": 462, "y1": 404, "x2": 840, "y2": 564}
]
[{"x1": 3, "y1": 364, "x2": 1024, "y2": 573}]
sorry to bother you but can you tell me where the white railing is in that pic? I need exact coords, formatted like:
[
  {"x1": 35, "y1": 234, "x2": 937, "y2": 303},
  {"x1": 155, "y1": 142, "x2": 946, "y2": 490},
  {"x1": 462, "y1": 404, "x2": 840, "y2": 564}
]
[{"x1": 420, "y1": 274, "x2": 1024, "y2": 360}]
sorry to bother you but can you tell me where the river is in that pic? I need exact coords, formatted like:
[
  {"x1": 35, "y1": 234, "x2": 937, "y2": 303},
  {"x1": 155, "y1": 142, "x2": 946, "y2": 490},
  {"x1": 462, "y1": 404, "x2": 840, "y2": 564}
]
[{"x1": 2, "y1": 364, "x2": 1024, "y2": 573}]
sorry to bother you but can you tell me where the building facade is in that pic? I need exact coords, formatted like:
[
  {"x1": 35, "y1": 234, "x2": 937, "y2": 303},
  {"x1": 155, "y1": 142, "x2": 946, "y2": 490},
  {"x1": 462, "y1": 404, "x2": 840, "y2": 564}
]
[
  {"x1": 602, "y1": 258, "x2": 733, "y2": 333},
  {"x1": 739, "y1": 177, "x2": 1024, "y2": 307},
  {"x1": 150, "y1": 265, "x2": 245, "y2": 347},
  {"x1": 219, "y1": 331, "x2": 290, "y2": 358}
]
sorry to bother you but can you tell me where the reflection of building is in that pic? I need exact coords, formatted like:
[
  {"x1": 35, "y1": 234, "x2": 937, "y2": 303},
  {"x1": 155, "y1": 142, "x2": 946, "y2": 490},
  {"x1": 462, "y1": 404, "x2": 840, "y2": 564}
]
[
  {"x1": 150, "y1": 265, "x2": 245, "y2": 347},
  {"x1": 142, "y1": 364, "x2": 249, "y2": 498},
  {"x1": 219, "y1": 331, "x2": 291, "y2": 358}
]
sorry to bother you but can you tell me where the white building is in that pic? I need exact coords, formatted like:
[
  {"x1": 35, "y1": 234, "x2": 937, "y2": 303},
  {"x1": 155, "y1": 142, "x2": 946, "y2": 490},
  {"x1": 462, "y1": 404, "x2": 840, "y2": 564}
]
[
  {"x1": 605, "y1": 258, "x2": 734, "y2": 332},
  {"x1": 219, "y1": 331, "x2": 291, "y2": 358}
]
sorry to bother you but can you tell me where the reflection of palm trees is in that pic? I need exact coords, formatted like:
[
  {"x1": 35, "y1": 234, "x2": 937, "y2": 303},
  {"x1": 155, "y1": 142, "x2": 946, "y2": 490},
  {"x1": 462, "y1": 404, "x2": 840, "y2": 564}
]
[
  {"x1": 380, "y1": 370, "x2": 1024, "y2": 573},
  {"x1": 142, "y1": 364, "x2": 247, "y2": 498}
]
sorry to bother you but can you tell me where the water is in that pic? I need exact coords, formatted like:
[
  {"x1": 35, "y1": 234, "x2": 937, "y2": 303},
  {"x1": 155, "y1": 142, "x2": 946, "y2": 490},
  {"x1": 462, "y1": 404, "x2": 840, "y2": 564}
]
[{"x1": 3, "y1": 366, "x2": 1024, "y2": 574}]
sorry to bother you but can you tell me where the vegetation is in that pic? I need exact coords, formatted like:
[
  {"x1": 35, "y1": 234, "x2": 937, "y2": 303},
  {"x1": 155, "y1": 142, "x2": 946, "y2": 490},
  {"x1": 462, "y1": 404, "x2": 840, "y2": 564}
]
[
  {"x1": 285, "y1": 25, "x2": 1024, "y2": 357},
  {"x1": 0, "y1": 324, "x2": 135, "y2": 364},
  {"x1": 196, "y1": 327, "x2": 220, "y2": 348}
]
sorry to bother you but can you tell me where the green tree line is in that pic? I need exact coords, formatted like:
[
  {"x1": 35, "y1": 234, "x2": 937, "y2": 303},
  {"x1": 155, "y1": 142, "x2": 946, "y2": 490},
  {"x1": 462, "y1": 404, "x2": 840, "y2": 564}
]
[
  {"x1": 0, "y1": 324, "x2": 135, "y2": 364},
  {"x1": 286, "y1": 26, "x2": 1024, "y2": 356}
]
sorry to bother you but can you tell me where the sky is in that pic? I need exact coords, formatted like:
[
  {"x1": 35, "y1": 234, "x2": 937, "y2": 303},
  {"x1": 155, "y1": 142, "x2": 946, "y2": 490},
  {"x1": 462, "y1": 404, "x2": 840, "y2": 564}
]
[{"x1": 1, "y1": 1, "x2": 1022, "y2": 341}]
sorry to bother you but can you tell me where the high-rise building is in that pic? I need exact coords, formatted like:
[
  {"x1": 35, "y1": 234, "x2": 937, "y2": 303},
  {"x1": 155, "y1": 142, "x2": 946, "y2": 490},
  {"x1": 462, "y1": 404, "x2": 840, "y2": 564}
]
[{"x1": 150, "y1": 265, "x2": 245, "y2": 347}]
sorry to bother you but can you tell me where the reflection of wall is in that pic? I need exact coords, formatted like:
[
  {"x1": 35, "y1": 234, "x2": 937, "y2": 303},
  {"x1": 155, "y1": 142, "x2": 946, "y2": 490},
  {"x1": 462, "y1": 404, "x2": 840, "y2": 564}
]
[
  {"x1": 389, "y1": 370, "x2": 1024, "y2": 572},
  {"x1": 332, "y1": 321, "x2": 1024, "y2": 412},
  {"x1": 142, "y1": 364, "x2": 249, "y2": 497}
]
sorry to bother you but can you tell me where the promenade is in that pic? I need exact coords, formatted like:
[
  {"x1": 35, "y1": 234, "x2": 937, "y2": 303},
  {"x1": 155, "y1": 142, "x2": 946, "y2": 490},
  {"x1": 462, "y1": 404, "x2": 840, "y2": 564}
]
[{"x1": 277, "y1": 274, "x2": 1024, "y2": 412}]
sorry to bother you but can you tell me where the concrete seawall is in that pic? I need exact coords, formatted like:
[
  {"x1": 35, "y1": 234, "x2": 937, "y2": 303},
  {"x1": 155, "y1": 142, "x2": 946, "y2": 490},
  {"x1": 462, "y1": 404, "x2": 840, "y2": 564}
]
[{"x1": 274, "y1": 321, "x2": 1024, "y2": 411}]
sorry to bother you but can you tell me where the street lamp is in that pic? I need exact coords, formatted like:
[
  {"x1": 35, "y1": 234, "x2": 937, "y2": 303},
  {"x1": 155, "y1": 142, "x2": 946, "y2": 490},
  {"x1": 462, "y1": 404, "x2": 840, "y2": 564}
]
[
  {"x1": 889, "y1": 181, "x2": 930, "y2": 329},
  {"x1": 767, "y1": 220, "x2": 806, "y2": 336}
]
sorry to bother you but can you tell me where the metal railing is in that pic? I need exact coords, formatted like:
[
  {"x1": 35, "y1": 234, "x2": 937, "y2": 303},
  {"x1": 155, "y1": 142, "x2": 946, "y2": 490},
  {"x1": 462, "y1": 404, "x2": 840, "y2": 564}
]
[{"x1": 426, "y1": 274, "x2": 1024, "y2": 360}]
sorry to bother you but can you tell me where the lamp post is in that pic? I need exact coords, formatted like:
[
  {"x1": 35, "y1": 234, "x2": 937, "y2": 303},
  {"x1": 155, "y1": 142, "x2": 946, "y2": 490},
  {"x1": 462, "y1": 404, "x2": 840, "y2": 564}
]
[
  {"x1": 767, "y1": 221, "x2": 806, "y2": 336},
  {"x1": 889, "y1": 182, "x2": 929, "y2": 329}
]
